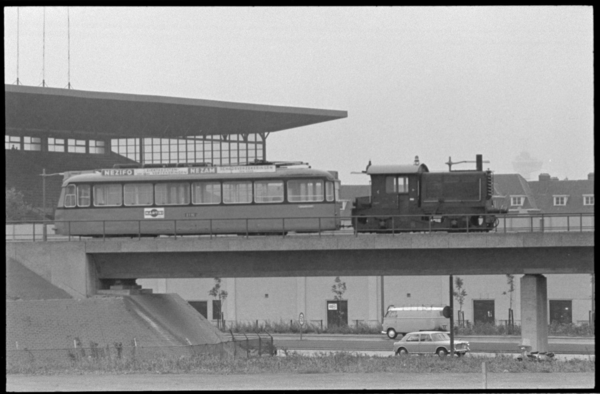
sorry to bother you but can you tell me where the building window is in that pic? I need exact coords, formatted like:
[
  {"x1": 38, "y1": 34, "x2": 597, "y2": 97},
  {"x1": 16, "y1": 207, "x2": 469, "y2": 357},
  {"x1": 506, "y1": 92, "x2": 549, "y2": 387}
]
[
  {"x1": 553, "y1": 196, "x2": 568, "y2": 206},
  {"x1": 48, "y1": 138, "x2": 66, "y2": 152},
  {"x1": 510, "y1": 196, "x2": 525, "y2": 206},
  {"x1": 5, "y1": 135, "x2": 21, "y2": 150},
  {"x1": 583, "y1": 195, "x2": 594, "y2": 206},
  {"x1": 89, "y1": 140, "x2": 105, "y2": 154},
  {"x1": 23, "y1": 137, "x2": 42, "y2": 151},
  {"x1": 549, "y1": 300, "x2": 572, "y2": 324},
  {"x1": 68, "y1": 139, "x2": 87, "y2": 153}
]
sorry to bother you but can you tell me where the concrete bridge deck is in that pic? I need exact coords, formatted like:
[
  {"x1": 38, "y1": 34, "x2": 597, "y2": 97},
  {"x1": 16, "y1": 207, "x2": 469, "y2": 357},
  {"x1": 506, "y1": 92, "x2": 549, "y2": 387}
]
[{"x1": 6, "y1": 232, "x2": 594, "y2": 299}]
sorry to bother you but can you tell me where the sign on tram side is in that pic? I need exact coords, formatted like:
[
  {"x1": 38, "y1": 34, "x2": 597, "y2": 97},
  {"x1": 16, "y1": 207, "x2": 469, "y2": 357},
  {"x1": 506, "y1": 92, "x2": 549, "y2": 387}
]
[{"x1": 99, "y1": 165, "x2": 276, "y2": 177}]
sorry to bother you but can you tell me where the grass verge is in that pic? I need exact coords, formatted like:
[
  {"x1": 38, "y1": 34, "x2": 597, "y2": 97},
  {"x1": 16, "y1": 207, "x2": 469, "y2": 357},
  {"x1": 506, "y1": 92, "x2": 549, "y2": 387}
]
[{"x1": 7, "y1": 352, "x2": 595, "y2": 375}]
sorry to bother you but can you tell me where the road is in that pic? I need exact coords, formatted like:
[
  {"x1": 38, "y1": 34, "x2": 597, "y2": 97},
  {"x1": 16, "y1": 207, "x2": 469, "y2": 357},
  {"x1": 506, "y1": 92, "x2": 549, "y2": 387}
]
[
  {"x1": 272, "y1": 334, "x2": 595, "y2": 357},
  {"x1": 6, "y1": 372, "x2": 595, "y2": 391}
]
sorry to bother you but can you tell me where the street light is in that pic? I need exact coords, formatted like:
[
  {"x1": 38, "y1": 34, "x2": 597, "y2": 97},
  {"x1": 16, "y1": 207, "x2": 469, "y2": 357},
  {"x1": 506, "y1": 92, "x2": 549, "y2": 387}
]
[{"x1": 39, "y1": 169, "x2": 64, "y2": 241}]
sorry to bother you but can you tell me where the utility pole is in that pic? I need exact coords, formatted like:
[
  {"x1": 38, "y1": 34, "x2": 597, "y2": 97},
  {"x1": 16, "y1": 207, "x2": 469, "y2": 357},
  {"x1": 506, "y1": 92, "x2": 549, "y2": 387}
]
[
  {"x1": 42, "y1": 168, "x2": 47, "y2": 241},
  {"x1": 449, "y1": 275, "x2": 454, "y2": 357}
]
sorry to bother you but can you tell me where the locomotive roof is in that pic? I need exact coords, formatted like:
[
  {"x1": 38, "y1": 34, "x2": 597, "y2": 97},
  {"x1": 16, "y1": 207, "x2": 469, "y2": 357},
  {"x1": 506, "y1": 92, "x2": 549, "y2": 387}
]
[
  {"x1": 366, "y1": 163, "x2": 429, "y2": 175},
  {"x1": 62, "y1": 166, "x2": 337, "y2": 186}
]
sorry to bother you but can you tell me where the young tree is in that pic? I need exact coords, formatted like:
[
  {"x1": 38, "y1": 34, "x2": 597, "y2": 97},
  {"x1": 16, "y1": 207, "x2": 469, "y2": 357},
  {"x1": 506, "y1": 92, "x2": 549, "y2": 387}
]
[
  {"x1": 453, "y1": 277, "x2": 467, "y2": 311},
  {"x1": 208, "y1": 278, "x2": 228, "y2": 329},
  {"x1": 453, "y1": 277, "x2": 467, "y2": 326},
  {"x1": 502, "y1": 274, "x2": 516, "y2": 332},
  {"x1": 5, "y1": 187, "x2": 41, "y2": 221},
  {"x1": 331, "y1": 277, "x2": 347, "y2": 326},
  {"x1": 332, "y1": 276, "x2": 346, "y2": 300}
]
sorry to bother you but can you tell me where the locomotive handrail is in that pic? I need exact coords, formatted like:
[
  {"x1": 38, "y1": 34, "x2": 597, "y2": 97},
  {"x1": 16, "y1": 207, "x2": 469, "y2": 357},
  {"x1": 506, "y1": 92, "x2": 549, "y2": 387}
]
[{"x1": 5, "y1": 212, "x2": 595, "y2": 242}]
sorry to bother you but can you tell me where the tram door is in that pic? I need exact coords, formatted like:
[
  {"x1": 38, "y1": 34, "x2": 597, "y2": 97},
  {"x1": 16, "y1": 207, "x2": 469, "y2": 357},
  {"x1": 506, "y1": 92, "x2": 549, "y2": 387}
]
[{"x1": 327, "y1": 300, "x2": 348, "y2": 327}]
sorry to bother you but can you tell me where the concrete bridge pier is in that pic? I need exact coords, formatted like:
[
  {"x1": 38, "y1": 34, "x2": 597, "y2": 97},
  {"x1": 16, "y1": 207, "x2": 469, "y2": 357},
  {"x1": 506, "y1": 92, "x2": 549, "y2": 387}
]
[{"x1": 520, "y1": 274, "x2": 549, "y2": 353}]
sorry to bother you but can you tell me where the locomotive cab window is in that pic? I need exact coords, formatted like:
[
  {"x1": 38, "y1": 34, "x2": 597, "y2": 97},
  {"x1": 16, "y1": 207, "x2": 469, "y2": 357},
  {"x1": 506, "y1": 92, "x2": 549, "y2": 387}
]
[
  {"x1": 124, "y1": 183, "x2": 153, "y2": 206},
  {"x1": 386, "y1": 176, "x2": 408, "y2": 194},
  {"x1": 155, "y1": 182, "x2": 190, "y2": 205},
  {"x1": 94, "y1": 184, "x2": 123, "y2": 207},
  {"x1": 254, "y1": 181, "x2": 284, "y2": 203},
  {"x1": 192, "y1": 182, "x2": 221, "y2": 205},
  {"x1": 287, "y1": 179, "x2": 324, "y2": 202}
]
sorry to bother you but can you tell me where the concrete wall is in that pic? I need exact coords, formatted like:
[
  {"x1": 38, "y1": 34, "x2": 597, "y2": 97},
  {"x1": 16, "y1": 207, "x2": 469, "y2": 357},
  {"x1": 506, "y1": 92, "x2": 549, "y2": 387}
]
[
  {"x1": 138, "y1": 274, "x2": 594, "y2": 326},
  {"x1": 6, "y1": 242, "x2": 97, "y2": 299}
]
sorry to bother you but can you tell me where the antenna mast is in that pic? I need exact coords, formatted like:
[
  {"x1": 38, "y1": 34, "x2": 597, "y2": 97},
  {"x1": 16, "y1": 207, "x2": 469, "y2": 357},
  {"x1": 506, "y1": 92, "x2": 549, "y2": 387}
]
[
  {"x1": 16, "y1": 8, "x2": 21, "y2": 85},
  {"x1": 67, "y1": 8, "x2": 72, "y2": 89},
  {"x1": 42, "y1": 7, "x2": 46, "y2": 87}
]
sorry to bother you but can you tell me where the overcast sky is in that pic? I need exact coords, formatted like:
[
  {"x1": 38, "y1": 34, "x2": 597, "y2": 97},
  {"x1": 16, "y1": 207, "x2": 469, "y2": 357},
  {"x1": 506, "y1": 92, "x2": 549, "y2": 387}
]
[{"x1": 3, "y1": 6, "x2": 593, "y2": 184}]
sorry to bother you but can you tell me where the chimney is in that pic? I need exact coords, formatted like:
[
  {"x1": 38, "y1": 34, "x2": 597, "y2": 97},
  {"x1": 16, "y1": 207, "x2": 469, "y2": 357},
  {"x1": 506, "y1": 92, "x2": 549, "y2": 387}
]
[
  {"x1": 588, "y1": 173, "x2": 594, "y2": 181},
  {"x1": 538, "y1": 173, "x2": 551, "y2": 182},
  {"x1": 476, "y1": 154, "x2": 483, "y2": 172}
]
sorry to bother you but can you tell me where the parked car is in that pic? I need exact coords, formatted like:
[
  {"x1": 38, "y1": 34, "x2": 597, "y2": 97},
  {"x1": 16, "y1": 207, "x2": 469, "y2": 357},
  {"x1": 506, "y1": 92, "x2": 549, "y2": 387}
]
[{"x1": 393, "y1": 331, "x2": 470, "y2": 358}]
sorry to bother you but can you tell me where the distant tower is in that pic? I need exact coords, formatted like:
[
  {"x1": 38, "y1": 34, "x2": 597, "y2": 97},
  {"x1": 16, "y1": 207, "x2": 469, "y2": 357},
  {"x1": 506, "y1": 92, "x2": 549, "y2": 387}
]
[
  {"x1": 512, "y1": 151, "x2": 543, "y2": 180},
  {"x1": 414, "y1": 156, "x2": 420, "y2": 166}
]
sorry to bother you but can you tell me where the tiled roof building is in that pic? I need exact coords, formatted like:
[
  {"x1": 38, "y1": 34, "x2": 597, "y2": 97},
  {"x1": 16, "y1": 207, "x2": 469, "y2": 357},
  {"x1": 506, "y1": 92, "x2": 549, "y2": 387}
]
[{"x1": 528, "y1": 173, "x2": 594, "y2": 214}]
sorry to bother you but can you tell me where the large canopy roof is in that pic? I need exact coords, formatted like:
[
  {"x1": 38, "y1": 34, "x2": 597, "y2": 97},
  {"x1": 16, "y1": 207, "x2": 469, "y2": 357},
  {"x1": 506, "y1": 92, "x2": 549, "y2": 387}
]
[{"x1": 5, "y1": 84, "x2": 347, "y2": 139}]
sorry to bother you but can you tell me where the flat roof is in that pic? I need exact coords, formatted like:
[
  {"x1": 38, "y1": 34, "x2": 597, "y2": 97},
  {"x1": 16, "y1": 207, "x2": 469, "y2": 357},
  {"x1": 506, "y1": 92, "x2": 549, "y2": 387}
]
[{"x1": 5, "y1": 84, "x2": 347, "y2": 139}]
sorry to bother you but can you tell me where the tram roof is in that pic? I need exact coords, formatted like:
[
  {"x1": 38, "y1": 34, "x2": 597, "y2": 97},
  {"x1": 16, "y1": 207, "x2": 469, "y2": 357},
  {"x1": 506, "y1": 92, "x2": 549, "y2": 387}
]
[
  {"x1": 5, "y1": 84, "x2": 347, "y2": 139},
  {"x1": 62, "y1": 165, "x2": 337, "y2": 185}
]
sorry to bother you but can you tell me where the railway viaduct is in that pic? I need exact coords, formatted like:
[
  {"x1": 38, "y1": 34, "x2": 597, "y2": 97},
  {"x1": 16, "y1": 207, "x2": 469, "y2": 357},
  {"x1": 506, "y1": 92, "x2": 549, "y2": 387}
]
[{"x1": 6, "y1": 231, "x2": 594, "y2": 354}]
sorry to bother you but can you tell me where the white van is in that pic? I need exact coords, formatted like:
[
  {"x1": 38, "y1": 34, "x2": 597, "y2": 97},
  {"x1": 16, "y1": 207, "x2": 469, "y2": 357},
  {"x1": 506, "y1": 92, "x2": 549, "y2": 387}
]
[{"x1": 381, "y1": 305, "x2": 449, "y2": 339}]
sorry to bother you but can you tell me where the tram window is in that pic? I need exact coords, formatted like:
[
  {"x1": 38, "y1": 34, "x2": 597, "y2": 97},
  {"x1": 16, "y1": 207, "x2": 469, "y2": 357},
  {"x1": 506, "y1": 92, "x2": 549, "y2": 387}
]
[
  {"x1": 94, "y1": 184, "x2": 123, "y2": 207},
  {"x1": 124, "y1": 183, "x2": 153, "y2": 206},
  {"x1": 155, "y1": 183, "x2": 190, "y2": 205},
  {"x1": 326, "y1": 182, "x2": 334, "y2": 202},
  {"x1": 77, "y1": 185, "x2": 91, "y2": 207},
  {"x1": 386, "y1": 176, "x2": 408, "y2": 194},
  {"x1": 65, "y1": 185, "x2": 77, "y2": 208},
  {"x1": 287, "y1": 179, "x2": 324, "y2": 202},
  {"x1": 254, "y1": 181, "x2": 284, "y2": 203},
  {"x1": 192, "y1": 182, "x2": 221, "y2": 205},
  {"x1": 223, "y1": 181, "x2": 253, "y2": 204}
]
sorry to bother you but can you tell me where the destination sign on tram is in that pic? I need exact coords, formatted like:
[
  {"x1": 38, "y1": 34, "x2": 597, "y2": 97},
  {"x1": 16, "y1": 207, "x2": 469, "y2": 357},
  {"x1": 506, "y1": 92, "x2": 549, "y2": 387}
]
[{"x1": 99, "y1": 165, "x2": 276, "y2": 176}]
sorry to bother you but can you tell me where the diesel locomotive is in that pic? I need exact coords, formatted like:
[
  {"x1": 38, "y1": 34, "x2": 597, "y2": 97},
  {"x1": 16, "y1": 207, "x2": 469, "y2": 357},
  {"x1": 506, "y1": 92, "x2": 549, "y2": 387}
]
[{"x1": 351, "y1": 155, "x2": 506, "y2": 233}]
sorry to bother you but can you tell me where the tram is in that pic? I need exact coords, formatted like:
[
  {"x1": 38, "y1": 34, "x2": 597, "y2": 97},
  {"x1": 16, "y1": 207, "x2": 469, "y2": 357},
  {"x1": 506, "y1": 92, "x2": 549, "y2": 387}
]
[{"x1": 54, "y1": 162, "x2": 341, "y2": 237}]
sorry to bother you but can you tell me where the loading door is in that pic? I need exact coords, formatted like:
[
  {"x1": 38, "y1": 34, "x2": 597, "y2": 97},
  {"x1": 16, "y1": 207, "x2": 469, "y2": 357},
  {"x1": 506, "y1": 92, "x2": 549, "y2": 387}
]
[
  {"x1": 473, "y1": 300, "x2": 495, "y2": 324},
  {"x1": 327, "y1": 300, "x2": 348, "y2": 327}
]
